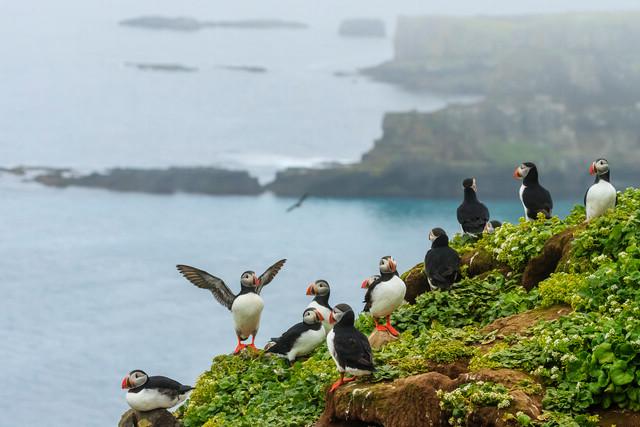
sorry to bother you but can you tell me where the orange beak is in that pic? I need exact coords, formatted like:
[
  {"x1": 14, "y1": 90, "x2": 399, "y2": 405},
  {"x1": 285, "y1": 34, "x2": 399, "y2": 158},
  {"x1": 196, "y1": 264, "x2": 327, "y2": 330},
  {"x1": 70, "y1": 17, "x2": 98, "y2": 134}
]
[
  {"x1": 306, "y1": 284, "x2": 316, "y2": 295},
  {"x1": 329, "y1": 312, "x2": 336, "y2": 324},
  {"x1": 513, "y1": 167, "x2": 521, "y2": 179},
  {"x1": 361, "y1": 279, "x2": 369, "y2": 289},
  {"x1": 589, "y1": 162, "x2": 596, "y2": 176},
  {"x1": 389, "y1": 259, "x2": 397, "y2": 272},
  {"x1": 315, "y1": 310, "x2": 324, "y2": 321},
  {"x1": 254, "y1": 276, "x2": 261, "y2": 286},
  {"x1": 121, "y1": 376, "x2": 130, "y2": 389}
]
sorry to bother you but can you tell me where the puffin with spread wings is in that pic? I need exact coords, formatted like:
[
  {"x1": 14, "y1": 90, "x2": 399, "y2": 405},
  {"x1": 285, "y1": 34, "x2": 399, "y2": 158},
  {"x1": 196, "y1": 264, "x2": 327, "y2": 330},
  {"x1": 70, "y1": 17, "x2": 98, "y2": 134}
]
[{"x1": 177, "y1": 259, "x2": 286, "y2": 354}]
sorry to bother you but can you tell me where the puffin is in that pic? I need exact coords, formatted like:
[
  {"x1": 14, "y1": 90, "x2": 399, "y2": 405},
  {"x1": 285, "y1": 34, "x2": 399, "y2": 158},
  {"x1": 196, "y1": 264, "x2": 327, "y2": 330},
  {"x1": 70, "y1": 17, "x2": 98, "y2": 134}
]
[
  {"x1": 513, "y1": 162, "x2": 553, "y2": 220},
  {"x1": 326, "y1": 303, "x2": 375, "y2": 392},
  {"x1": 483, "y1": 220, "x2": 502, "y2": 234},
  {"x1": 265, "y1": 307, "x2": 326, "y2": 363},
  {"x1": 424, "y1": 228, "x2": 461, "y2": 291},
  {"x1": 306, "y1": 279, "x2": 333, "y2": 332},
  {"x1": 456, "y1": 177, "x2": 490, "y2": 235},
  {"x1": 121, "y1": 369, "x2": 193, "y2": 412},
  {"x1": 585, "y1": 158, "x2": 617, "y2": 220},
  {"x1": 361, "y1": 256, "x2": 406, "y2": 336},
  {"x1": 177, "y1": 259, "x2": 286, "y2": 354}
]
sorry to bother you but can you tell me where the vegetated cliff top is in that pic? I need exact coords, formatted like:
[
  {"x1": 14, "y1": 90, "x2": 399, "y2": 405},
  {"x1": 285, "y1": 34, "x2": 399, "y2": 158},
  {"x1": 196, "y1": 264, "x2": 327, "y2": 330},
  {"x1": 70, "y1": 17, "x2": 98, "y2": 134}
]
[
  {"x1": 268, "y1": 98, "x2": 640, "y2": 198},
  {"x1": 365, "y1": 12, "x2": 640, "y2": 106},
  {"x1": 175, "y1": 188, "x2": 640, "y2": 426}
]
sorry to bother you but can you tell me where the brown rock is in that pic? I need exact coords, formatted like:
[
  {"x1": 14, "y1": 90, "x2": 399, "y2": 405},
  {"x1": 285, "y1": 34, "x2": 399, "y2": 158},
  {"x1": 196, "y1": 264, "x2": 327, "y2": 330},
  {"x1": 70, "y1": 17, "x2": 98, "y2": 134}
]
[
  {"x1": 596, "y1": 409, "x2": 640, "y2": 426},
  {"x1": 401, "y1": 262, "x2": 429, "y2": 304},
  {"x1": 461, "y1": 249, "x2": 508, "y2": 278},
  {"x1": 368, "y1": 329, "x2": 398, "y2": 350},
  {"x1": 481, "y1": 305, "x2": 572, "y2": 336},
  {"x1": 118, "y1": 409, "x2": 182, "y2": 427},
  {"x1": 316, "y1": 372, "x2": 455, "y2": 427},
  {"x1": 521, "y1": 227, "x2": 576, "y2": 290}
]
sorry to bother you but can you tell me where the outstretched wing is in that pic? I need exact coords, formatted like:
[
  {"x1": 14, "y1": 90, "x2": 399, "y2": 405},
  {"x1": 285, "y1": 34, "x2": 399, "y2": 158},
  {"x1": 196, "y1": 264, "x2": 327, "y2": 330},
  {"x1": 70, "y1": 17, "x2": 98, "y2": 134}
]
[
  {"x1": 256, "y1": 259, "x2": 287, "y2": 294},
  {"x1": 176, "y1": 265, "x2": 236, "y2": 310}
]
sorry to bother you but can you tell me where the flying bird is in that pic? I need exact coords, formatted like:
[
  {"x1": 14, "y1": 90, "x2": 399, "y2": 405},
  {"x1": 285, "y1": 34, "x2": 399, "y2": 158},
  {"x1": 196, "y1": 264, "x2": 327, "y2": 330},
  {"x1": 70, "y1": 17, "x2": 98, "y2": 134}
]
[
  {"x1": 121, "y1": 370, "x2": 193, "y2": 412},
  {"x1": 286, "y1": 193, "x2": 309, "y2": 212},
  {"x1": 176, "y1": 259, "x2": 286, "y2": 354}
]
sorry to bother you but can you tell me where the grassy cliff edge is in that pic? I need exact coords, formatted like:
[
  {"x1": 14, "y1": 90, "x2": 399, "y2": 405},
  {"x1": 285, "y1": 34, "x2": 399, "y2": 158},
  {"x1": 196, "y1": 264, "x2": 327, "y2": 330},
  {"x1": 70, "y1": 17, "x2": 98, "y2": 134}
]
[{"x1": 177, "y1": 188, "x2": 640, "y2": 427}]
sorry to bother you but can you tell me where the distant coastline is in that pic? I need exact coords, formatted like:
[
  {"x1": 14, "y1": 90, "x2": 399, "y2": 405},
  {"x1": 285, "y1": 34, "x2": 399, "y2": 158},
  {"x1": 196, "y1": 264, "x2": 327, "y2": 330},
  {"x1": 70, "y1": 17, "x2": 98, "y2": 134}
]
[
  {"x1": 8, "y1": 12, "x2": 640, "y2": 200},
  {"x1": 119, "y1": 16, "x2": 308, "y2": 32}
]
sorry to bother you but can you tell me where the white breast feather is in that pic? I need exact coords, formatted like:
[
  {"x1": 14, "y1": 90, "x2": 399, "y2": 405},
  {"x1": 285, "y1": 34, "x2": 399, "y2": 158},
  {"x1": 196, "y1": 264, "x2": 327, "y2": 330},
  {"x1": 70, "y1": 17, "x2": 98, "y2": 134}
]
[
  {"x1": 326, "y1": 330, "x2": 343, "y2": 372},
  {"x1": 287, "y1": 327, "x2": 326, "y2": 361},
  {"x1": 126, "y1": 388, "x2": 187, "y2": 411},
  {"x1": 231, "y1": 293, "x2": 264, "y2": 339},
  {"x1": 369, "y1": 276, "x2": 406, "y2": 318},
  {"x1": 586, "y1": 181, "x2": 616, "y2": 220},
  {"x1": 519, "y1": 184, "x2": 529, "y2": 220}
]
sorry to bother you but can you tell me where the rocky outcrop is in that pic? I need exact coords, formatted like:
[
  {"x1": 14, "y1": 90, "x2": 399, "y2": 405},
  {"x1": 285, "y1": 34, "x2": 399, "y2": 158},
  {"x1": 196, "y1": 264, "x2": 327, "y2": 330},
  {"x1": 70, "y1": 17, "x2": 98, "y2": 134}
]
[
  {"x1": 317, "y1": 372, "x2": 455, "y2": 427},
  {"x1": 521, "y1": 227, "x2": 578, "y2": 290},
  {"x1": 317, "y1": 369, "x2": 544, "y2": 427},
  {"x1": 481, "y1": 305, "x2": 572, "y2": 337},
  {"x1": 33, "y1": 167, "x2": 262, "y2": 196},
  {"x1": 368, "y1": 329, "x2": 397, "y2": 350},
  {"x1": 119, "y1": 409, "x2": 182, "y2": 427},
  {"x1": 400, "y1": 262, "x2": 428, "y2": 304}
]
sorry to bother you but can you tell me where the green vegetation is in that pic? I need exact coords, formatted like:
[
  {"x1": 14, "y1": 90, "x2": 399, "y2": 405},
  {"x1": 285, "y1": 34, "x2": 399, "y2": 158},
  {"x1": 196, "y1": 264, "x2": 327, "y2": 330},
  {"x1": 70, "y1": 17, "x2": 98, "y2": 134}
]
[
  {"x1": 180, "y1": 188, "x2": 640, "y2": 426},
  {"x1": 437, "y1": 381, "x2": 512, "y2": 426}
]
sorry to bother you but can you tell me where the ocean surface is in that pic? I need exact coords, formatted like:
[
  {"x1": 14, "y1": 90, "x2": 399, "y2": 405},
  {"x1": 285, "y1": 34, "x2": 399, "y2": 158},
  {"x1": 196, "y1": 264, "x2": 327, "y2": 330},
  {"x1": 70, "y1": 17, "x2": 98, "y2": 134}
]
[{"x1": 1, "y1": 0, "x2": 637, "y2": 425}]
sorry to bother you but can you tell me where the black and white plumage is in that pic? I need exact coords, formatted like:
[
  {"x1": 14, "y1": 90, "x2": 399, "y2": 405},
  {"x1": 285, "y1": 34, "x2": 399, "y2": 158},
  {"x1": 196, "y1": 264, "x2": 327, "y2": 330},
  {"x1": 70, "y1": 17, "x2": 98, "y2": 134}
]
[
  {"x1": 585, "y1": 158, "x2": 617, "y2": 221},
  {"x1": 457, "y1": 177, "x2": 490, "y2": 235},
  {"x1": 306, "y1": 279, "x2": 333, "y2": 332},
  {"x1": 424, "y1": 228, "x2": 461, "y2": 291},
  {"x1": 362, "y1": 256, "x2": 406, "y2": 336},
  {"x1": 265, "y1": 308, "x2": 326, "y2": 363},
  {"x1": 176, "y1": 259, "x2": 286, "y2": 354},
  {"x1": 513, "y1": 162, "x2": 553, "y2": 220},
  {"x1": 326, "y1": 304, "x2": 375, "y2": 392},
  {"x1": 121, "y1": 370, "x2": 193, "y2": 412}
]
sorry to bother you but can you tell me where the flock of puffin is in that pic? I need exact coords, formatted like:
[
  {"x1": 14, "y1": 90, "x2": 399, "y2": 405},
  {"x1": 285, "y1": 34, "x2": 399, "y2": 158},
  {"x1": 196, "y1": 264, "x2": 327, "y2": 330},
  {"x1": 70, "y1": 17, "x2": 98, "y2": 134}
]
[{"x1": 121, "y1": 159, "x2": 617, "y2": 412}]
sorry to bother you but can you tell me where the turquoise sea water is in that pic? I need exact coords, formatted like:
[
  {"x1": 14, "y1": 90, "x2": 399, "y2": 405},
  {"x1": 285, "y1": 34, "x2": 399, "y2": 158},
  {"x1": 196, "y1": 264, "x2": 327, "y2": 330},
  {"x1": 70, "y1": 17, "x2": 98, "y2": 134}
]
[{"x1": 0, "y1": 179, "x2": 577, "y2": 425}]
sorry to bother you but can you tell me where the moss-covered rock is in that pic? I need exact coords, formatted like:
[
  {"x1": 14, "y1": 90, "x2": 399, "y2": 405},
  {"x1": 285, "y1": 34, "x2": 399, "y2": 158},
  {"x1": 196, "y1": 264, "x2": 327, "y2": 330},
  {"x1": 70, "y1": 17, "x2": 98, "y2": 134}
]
[{"x1": 119, "y1": 409, "x2": 182, "y2": 427}]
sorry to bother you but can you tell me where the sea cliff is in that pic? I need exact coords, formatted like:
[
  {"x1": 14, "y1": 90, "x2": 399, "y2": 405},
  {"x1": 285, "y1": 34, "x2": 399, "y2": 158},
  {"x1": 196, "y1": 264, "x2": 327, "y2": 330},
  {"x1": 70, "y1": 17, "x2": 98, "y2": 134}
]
[
  {"x1": 130, "y1": 188, "x2": 640, "y2": 426},
  {"x1": 268, "y1": 12, "x2": 640, "y2": 198}
]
